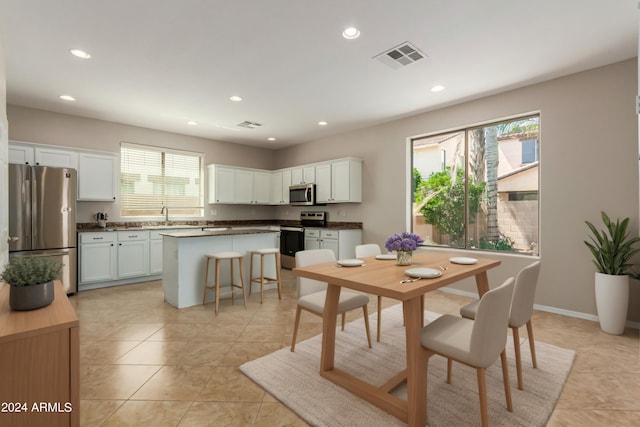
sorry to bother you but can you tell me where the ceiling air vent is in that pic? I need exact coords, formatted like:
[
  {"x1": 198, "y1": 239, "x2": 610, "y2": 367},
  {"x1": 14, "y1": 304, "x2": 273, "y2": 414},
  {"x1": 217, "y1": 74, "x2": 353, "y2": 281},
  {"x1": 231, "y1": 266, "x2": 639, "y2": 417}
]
[
  {"x1": 237, "y1": 120, "x2": 263, "y2": 129},
  {"x1": 374, "y1": 42, "x2": 426, "y2": 69}
]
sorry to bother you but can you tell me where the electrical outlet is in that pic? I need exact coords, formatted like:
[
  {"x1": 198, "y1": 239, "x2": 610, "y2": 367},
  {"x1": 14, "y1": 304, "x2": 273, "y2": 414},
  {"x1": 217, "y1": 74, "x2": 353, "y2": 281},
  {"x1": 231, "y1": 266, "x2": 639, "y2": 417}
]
[{"x1": 210, "y1": 209, "x2": 217, "y2": 216}]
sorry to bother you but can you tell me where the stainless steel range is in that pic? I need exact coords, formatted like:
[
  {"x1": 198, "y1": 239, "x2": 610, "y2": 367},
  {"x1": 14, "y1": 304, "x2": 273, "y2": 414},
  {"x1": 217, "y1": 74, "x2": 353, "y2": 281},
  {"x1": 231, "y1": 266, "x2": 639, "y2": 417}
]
[{"x1": 279, "y1": 211, "x2": 327, "y2": 269}]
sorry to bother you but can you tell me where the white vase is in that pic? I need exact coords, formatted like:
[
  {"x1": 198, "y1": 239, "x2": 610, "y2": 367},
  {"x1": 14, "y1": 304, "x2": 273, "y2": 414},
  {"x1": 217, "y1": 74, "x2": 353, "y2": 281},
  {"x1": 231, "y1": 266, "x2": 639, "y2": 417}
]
[{"x1": 594, "y1": 272, "x2": 629, "y2": 335}]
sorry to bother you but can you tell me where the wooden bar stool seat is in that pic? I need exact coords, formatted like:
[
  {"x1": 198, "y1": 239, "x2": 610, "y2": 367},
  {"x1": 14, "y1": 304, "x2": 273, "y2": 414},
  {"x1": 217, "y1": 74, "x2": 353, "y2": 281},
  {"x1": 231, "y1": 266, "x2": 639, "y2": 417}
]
[
  {"x1": 249, "y1": 248, "x2": 282, "y2": 303},
  {"x1": 202, "y1": 251, "x2": 247, "y2": 315}
]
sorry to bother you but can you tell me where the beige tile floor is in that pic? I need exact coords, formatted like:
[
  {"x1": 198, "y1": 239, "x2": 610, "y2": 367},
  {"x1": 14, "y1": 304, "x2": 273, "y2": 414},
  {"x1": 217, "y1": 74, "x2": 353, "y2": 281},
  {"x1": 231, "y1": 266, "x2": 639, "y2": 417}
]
[{"x1": 70, "y1": 269, "x2": 640, "y2": 426}]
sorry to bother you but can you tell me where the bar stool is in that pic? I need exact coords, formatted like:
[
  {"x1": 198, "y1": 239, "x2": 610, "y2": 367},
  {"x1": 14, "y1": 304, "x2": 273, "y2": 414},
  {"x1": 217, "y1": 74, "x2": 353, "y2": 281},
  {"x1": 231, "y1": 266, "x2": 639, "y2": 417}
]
[
  {"x1": 202, "y1": 251, "x2": 247, "y2": 315},
  {"x1": 249, "y1": 248, "x2": 282, "y2": 303}
]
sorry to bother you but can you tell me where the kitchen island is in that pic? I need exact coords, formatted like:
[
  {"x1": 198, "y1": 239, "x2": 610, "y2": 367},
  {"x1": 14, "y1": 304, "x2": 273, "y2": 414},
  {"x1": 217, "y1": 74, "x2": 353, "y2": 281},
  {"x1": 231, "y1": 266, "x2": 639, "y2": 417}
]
[{"x1": 162, "y1": 229, "x2": 279, "y2": 308}]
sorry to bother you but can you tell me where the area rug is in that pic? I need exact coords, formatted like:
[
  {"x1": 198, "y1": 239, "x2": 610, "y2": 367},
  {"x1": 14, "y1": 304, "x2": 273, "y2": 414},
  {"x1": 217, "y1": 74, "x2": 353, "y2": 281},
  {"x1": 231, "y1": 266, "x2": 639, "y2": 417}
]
[{"x1": 240, "y1": 305, "x2": 576, "y2": 426}]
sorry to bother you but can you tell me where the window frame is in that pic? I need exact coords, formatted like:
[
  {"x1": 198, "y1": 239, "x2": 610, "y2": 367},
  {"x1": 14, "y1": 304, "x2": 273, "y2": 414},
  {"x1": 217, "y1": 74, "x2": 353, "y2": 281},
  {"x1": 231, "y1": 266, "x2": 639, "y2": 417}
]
[
  {"x1": 410, "y1": 113, "x2": 540, "y2": 256},
  {"x1": 119, "y1": 142, "x2": 205, "y2": 218}
]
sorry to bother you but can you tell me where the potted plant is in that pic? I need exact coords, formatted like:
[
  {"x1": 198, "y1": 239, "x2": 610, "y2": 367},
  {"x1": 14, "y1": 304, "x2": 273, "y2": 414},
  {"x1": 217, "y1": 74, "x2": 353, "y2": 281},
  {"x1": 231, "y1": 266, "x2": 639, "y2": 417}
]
[
  {"x1": 584, "y1": 211, "x2": 640, "y2": 334},
  {"x1": 0, "y1": 257, "x2": 62, "y2": 311}
]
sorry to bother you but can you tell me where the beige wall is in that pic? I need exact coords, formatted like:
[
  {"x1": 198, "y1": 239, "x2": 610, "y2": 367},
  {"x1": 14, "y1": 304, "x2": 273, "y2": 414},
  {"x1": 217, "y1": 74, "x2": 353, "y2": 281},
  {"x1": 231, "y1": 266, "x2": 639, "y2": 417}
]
[
  {"x1": 275, "y1": 59, "x2": 640, "y2": 323},
  {"x1": 6, "y1": 105, "x2": 278, "y2": 223},
  {"x1": 1, "y1": 40, "x2": 8, "y2": 267},
  {"x1": 4, "y1": 59, "x2": 639, "y2": 323},
  {"x1": 0, "y1": 41, "x2": 5, "y2": 115}
]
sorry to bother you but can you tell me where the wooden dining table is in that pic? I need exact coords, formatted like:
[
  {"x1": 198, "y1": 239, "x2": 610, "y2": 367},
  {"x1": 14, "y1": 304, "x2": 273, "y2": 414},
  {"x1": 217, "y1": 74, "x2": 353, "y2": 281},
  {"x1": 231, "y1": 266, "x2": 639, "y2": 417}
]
[{"x1": 292, "y1": 251, "x2": 501, "y2": 427}]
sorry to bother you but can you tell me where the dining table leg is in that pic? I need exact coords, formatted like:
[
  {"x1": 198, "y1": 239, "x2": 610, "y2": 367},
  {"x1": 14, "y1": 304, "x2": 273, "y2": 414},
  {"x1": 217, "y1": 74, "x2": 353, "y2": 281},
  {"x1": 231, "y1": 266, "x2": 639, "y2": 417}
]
[
  {"x1": 403, "y1": 296, "x2": 428, "y2": 426},
  {"x1": 320, "y1": 283, "x2": 341, "y2": 372},
  {"x1": 475, "y1": 271, "x2": 490, "y2": 297}
]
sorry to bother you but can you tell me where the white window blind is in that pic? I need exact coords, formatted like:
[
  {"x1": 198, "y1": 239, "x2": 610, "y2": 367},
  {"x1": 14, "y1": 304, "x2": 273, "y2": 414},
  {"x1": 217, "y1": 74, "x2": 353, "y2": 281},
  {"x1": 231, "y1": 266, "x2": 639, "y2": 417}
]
[{"x1": 120, "y1": 142, "x2": 204, "y2": 217}]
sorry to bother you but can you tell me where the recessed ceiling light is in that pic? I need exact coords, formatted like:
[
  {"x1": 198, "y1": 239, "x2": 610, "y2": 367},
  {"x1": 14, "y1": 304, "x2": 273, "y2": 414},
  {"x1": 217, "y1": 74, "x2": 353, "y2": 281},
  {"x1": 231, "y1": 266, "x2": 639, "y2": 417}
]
[
  {"x1": 69, "y1": 49, "x2": 91, "y2": 59},
  {"x1": 431, "y1": 84, "x2": 445, "y2": 92},
  {"x1": 187, "y1": 121, "x2": 197, "y2": 125},
  {"x1": 229, "y1": 95, "x2": 243, "y2": 102},
  {"x1": 59, "y1": 95, "x2": 75, "y2": 101},
  {"x1": 342, "y1": 27, "x2": 360, "y2": 40},
  {"x1": 318, "y1": 121, "x2": 328, "y2": 126},
  {"x1": 267, "y1": 137, "x2": 276, "y2": 142}
]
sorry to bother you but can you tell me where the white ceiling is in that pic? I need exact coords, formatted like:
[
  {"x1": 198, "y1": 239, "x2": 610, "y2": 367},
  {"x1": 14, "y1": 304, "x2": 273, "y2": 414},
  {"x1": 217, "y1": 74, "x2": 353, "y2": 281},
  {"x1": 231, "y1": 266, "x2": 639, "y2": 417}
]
[{"x1": 0, "y1": 0, "x2": 637, "y2": 149}]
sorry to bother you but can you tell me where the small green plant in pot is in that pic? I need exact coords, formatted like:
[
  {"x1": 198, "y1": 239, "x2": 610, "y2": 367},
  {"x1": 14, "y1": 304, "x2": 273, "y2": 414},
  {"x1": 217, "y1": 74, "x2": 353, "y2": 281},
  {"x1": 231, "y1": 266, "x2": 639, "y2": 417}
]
[
  {"x1": 1, "y1": 257, "x2": 62, "y2": 311},
  {"x1": 584, "y1": 211, "x2": 640, "y2": 334}
]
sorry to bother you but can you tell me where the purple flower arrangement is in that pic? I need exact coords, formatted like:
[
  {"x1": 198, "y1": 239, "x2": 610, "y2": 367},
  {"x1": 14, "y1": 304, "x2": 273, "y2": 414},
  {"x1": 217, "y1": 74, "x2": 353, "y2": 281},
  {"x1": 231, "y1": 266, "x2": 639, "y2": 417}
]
[{"x1": 385, "y1": 232, "x2": 424, "y2": 252}]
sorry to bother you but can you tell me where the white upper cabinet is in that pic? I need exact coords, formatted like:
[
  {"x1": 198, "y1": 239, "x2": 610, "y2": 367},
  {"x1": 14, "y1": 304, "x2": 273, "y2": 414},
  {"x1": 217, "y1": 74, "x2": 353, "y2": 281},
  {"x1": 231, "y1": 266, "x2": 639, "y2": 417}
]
[
  {"x1": 9, "y1": 141, "x2": 118, "y2": 201},
  {"x1": 208, "y1": 164, "x2": 236, "y2": 203},
  {"x1": 35, "y1": 146, "x2": 78, "y2": 169},
  {"x1": 8, "y1": 142, "x2": 35, "y2": 164},
  {"x1": 208, "y1": 165, "x2": 271, "y2": 204},
  {"x1": 270, "y1": 169, "x2": 291, "y2": 205},
  {"x1": 291, "y1": 165, "x2": 315, "y2": 184},
  {"x1": 77, "y1": 152, "x2": 119, "y2": 201},
  {"x1": 315, "y1": 158, "x2": 362, "y2": 203},
  {"x1": 9, "y1": 141, "x2": 77, "y2": 169},
  {"x1": 252, "y1": 171, "x2": 271, "y2": 204},
  {"x1": 235, "y1": 169, "x2": 254, "y2": 203}
]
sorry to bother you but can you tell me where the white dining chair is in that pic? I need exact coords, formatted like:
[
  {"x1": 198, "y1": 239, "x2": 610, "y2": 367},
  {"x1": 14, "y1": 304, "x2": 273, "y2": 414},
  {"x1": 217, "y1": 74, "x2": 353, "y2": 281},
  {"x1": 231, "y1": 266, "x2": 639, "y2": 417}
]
[
  {"x1": 421, "y1": 277, "x2": 515, "y2": 427},
  {"x1": 355, "y1": 244, "x2": 384, "y2": 341},
  {"x1": 290, "y1": 249, "x2": 373, "y2": 352},
  {"x1": 460, "y1": 260, "x2": 541, "y2": 390}
]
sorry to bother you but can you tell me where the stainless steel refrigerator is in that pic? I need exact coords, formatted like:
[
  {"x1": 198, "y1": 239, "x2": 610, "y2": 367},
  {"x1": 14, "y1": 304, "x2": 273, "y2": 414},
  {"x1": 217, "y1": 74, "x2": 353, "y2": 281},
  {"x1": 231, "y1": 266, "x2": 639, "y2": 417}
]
[{"x1": 8, "y1": 164, "x2": 77, "y2": 294}]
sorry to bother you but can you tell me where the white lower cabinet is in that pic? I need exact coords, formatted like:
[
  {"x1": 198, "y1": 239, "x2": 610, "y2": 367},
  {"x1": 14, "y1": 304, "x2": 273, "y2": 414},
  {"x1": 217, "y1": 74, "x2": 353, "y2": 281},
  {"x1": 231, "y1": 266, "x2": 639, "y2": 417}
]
[
  {"x1": 79, "y1": 230, "x2": 152, "y2": 289},
  {"x1": 149, "y1": 232, "x2": 164, "y2": 274},
  {"x1": 304, "y1": 228, "x2": 362, "y2": 260},
  {"x1": 79, "y1": 233, "x2": 118, "y2": 284},
  {"x1": 117, "y1": 231, "x2": 149, "y2": 278}
]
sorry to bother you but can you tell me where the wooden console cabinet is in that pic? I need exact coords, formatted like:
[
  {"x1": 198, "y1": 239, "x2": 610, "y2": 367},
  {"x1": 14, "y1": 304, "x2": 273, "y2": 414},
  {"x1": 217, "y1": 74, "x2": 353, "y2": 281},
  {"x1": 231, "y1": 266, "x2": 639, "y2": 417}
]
[{"x1": 0, "y1": 281, "x2": 79, "y2": 427}]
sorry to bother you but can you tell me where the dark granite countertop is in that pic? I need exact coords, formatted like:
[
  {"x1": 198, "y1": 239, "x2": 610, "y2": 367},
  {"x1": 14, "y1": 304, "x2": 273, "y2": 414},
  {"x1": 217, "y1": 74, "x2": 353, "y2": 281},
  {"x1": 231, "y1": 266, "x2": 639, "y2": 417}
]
[
  {"x1": 161, "y1": 229, "x2": 278, "y2": 238},
  {"x1": 77, "y1": 220, "x2": 362, "y2": 232}
]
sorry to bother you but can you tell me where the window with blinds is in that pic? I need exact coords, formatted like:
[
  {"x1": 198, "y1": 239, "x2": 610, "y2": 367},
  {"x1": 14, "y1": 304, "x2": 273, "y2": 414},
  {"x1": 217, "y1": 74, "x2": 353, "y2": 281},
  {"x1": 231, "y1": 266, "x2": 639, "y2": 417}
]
[{"x1": 120, "y1": 142, "x2": 204, "y2": 217}]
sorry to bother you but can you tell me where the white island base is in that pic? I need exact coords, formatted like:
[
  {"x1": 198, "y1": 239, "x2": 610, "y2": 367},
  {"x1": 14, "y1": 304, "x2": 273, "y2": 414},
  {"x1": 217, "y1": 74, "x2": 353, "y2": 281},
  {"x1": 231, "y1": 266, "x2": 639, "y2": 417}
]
[{"x1": 162, "y1": 229, "x2": 279, "y2": 309}]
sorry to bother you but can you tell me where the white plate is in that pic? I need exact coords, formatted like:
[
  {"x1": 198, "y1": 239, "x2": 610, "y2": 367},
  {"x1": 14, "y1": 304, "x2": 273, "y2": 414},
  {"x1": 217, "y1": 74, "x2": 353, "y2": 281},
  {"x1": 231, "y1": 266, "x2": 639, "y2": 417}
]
[
  {"x1": 337, "y1": 259, "x2": 365, "y2": 267},
  {"x1": 375, "y1": 254, "x2": 397, "y2": 260},
  {"x1": 449, "y1": 257, "x2": 478, "y2": 265},
  {"x1": 404, "y1": 268, "x2": 442, "y2": 279}
]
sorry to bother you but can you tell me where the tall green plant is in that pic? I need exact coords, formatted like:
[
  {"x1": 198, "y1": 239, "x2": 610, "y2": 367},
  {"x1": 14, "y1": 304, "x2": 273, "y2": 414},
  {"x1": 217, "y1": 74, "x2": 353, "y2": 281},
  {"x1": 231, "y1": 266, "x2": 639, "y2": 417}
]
[{"x1": 584, "y1": 211, "x2": 640, "y2": 275}]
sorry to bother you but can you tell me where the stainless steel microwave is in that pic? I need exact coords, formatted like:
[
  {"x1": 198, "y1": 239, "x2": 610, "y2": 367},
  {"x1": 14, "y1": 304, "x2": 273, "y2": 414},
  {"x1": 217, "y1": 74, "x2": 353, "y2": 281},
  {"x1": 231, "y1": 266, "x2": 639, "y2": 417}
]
[{"x1": 289, "y1": 183, "x2": 315, "y2": 206}]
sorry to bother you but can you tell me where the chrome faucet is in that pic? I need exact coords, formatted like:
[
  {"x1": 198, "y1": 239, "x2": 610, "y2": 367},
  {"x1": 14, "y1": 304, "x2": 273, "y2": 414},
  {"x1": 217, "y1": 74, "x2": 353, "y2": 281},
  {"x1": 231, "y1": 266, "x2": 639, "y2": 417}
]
[{"x1": 160, "y1": 206, "x2": 169, "y2": 226}]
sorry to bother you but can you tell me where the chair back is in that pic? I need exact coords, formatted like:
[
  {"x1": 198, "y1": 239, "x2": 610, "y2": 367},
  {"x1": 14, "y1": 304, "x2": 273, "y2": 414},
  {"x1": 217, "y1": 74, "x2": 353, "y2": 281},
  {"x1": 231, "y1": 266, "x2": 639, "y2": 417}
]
[
  {"x1": 295, "y1": 249, "x2": 336, "y2": 297},
  {"x1": 509, "y1": 261, "x2": 541, "y2": 328},
  {"x1": 355, "y1": 244, "x2": 382, "y2": 258},
  {"x1": 470, "y1": 277, "x2": 515, "y2": 368}
]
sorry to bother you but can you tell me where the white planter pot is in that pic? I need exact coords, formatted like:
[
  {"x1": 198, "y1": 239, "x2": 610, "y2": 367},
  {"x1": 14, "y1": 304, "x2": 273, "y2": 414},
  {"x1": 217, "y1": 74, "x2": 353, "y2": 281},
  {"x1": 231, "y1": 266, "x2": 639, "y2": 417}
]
[{"x1": 594, "y1": 272, "x2": 629, "y2": 335}]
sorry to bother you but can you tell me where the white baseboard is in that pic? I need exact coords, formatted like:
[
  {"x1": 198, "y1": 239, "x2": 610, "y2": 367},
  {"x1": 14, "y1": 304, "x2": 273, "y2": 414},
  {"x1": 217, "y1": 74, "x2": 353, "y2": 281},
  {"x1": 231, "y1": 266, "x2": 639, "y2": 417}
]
[{"x1": 439, "y1": 288, "x2": 640, "y2": 331}]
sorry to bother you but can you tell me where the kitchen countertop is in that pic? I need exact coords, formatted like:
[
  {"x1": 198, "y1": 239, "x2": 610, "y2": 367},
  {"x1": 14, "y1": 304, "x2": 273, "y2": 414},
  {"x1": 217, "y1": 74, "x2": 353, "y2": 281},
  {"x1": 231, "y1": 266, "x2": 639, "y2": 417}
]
[
  {"x1": 77, "y1": 220, "x2": 362, "y2": 232},
  {"x1": 162, "y1": 229, "x2": 278, "y2": 238}
]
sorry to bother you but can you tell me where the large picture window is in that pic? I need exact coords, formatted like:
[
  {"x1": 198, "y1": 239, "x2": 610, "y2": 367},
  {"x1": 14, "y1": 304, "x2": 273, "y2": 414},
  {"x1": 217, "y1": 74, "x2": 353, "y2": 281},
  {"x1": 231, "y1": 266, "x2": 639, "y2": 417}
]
[
  {"x1": 120, "y1": 142, "x2": 204, "y2": 217},
  {"x1": 412, "y1": 115, "x2": 539, "y2": 255}
]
